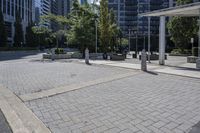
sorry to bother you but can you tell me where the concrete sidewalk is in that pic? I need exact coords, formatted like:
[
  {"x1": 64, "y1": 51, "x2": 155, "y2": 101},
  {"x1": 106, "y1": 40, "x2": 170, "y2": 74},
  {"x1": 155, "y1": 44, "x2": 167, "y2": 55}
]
[
  {"x1": 0, "y1": 85, "x2": 51, "y2": 133},
  {"x1": 81, "y1": 60, "x2": 200, "y2": 79}
]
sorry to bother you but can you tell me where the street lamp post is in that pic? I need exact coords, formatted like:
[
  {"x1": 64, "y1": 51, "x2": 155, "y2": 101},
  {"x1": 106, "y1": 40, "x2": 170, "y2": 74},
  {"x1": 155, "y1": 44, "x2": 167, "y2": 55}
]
[
  {"x1": 143, "y1": 36, "x2": 145, "y2": 50},
  {"x1": 128, "y1": 28, "x2": 131, "y2": 53},
  {"x1": 136, "y1": 34, "x2": 138, "y2": 58},
  {"x1": 148, "y1": 0, "x2": 151, "y2": 63},
  {"x1": 148, "y1": 17, "x2": 151, "y2": 63}
]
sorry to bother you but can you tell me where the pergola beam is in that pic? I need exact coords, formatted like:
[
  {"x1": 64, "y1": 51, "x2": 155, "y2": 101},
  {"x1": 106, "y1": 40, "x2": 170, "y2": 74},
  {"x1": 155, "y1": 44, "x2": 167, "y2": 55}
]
[{"x1": 140, "y1": 2, "x2": 200, "y2": 17}]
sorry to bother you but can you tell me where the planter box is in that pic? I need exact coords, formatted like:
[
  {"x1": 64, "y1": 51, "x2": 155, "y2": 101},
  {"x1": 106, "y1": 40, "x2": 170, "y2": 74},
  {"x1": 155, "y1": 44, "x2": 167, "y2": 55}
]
[
  {"x1": 110, "y1": 54, "x2": 125, "y2": 61},
  {"x1": 89, "y1": 53, "x2": 103, "y2": 59},
  {"x1": 43, "y1": 54, "x2": 71, "y2": 59},
  {"x1": 139, "y1": 54, "x2": 167, "y2": 60},
  {"x1": 71, "y1": 53, "x2": 82, "y2": 59},
  {"x1": 197, "y1": 59, "x2": 200, "y2": 69},
  {"x1": 187, "y1": 56, "x2": 198, "y2": 63},
  {"x1": 169, "y1": 53, "x2": 191, "y2": 56}
]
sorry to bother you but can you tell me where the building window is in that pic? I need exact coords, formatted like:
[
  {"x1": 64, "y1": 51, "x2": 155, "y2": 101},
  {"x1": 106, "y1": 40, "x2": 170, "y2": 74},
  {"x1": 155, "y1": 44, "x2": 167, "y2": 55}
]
[
  {"x1": 5, "y1": 21, "x2": 12, "y2": 38},
  {"x1": 11, "y1": 0, "x2": 14, "y2": 16},
  {"x1": 3, "y1": 0, "x2": 6, "y2": 13},
  {"x1": 7, "y1": 0, "x2": 10, "y2": 15},
  {"x1": 0, "y1": 0, "x2": 2, "y2": 11}
]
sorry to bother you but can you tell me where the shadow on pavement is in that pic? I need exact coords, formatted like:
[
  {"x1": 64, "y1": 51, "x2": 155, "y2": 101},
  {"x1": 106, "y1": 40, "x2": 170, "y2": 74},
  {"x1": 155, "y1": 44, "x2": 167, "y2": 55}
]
[
  {"x1": 145, "y1": 71, "x2": 159, "y2": 75},
  {"x1": 164, "y1": 65, "x2": 200, "y2": 72},
  {"x1": 0, "y1": 51, "x2": 42, "y2": 61}
]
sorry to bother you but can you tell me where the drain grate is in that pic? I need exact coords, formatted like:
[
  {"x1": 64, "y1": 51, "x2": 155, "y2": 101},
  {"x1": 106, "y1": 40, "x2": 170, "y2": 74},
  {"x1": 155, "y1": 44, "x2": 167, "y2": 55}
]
[{"x1": 0, "y1": 109, "x2": 12, "y2": 133}]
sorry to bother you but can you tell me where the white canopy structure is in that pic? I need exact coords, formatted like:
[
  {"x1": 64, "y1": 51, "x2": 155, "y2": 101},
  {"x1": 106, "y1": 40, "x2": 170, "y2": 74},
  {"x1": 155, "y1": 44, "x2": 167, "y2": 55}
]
[
  {"x1": 141, "y1": 2, "x2": 200, "y2": 17},
  {"x1": 140, "y1": 2, "x2": 200, "y2": 68}
]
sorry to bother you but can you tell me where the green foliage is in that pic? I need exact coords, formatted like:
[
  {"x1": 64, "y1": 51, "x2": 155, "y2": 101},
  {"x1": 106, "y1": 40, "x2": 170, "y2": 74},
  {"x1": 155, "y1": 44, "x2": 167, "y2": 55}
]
[
  {"x1": 192, "y1": 47, "x2": 198, "y2": 56},
  {"x1": 167, "y1": 0, "x2": 198, "y2": 50},
  {"x1": 41, "y1": 14, "x2": 69, "y2": 26},
  {"x1": 55, "y1": 48, "x2": 64, "y2": 54},
  {"x1": 26, "y1": 23, "x2": 38, "y2": 47},
  {"x1": 14, "y1": 12, "x2": 24, "y2": 47},
  {"x1": 41, "y1": 13, "x2": 70, "y2": 48},
  {"x1": 171, "y1": 48, "x2": 191, "y2": 55},
  {"x1": 67, "y1": 0, "x2": 97, "y2": 52},
  {"x1": 109, "y1": 9, "x2": 121, "y2": 51},
  {"x1": 99, "y1": 0, "x2": 110, "y2": 52},
  {"x1": 0, "y1": 10, "x2": 7, "y2": 47},
  {"x1": 176, "y1": 0, "x2": 193, "y2": 5},
  {"x1": 99, "y1": 0, "x2": 121, "y2": 52},
  {"x1": 121, "y1": 38, "x2": 128, "y2": 45},
  {"x1": 32, "y1": 26, "x2": 52, "y2": 48}
]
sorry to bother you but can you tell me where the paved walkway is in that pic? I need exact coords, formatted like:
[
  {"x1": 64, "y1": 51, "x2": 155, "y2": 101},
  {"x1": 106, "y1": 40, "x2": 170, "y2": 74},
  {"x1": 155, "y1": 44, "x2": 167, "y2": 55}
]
[
  {"x1": 0, "y1": 85, "x2": 50, "y2": 133},
  {"x1": 26, "y1": 73, "x2": 200, "y2": 133},
  {"x1": 0, "y1": 53, "x2": 200, "y2": 133},
  {"x1": 82, "y1": 58, "x2": 200, "y2": 79}
]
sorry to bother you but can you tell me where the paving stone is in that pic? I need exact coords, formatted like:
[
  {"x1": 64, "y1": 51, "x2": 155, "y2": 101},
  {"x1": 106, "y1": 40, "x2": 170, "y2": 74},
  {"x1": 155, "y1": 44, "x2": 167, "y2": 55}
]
[
  {"x1": 2, "y1": 54, "x2": 200, "y2": 133},
  {"x1": 24, "y1": 72, "x2": 200, "y2": 133}
]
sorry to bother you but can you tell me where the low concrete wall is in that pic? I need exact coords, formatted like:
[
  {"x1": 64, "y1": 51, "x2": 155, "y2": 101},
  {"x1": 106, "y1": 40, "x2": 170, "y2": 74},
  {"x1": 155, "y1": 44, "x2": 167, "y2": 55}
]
[
  {"x1": 90, "y1": 53, "x2": 103, "y2": 59},
  {"x1": 169, "y1": 53, "x2": 191, "y2": 56},
  {"x1": 110, "y1": 54, "x2": 125, "y2": 61},
  {"x1": 187, "y1": 56, "x2": 198, "y2": 63},
  {"x1": 43, "y1": 54, "x2": 71, "y2": 59},
  {"x1": 197, "y1": 59, "x2": 200, "y2": 68},
  {"x1": 139, "y1": 54, "x2": 167, "y2": 60}
]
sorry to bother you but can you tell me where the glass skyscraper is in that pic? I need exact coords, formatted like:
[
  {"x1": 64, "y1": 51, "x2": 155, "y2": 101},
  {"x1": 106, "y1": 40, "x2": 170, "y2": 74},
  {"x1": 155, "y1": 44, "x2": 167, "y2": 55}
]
[
  {"x1": 0, "y1": 0, "x2": 35, "y2": 45},
  {"x1": 107, "y1": 0, "x2": 173, "y2": 51}
]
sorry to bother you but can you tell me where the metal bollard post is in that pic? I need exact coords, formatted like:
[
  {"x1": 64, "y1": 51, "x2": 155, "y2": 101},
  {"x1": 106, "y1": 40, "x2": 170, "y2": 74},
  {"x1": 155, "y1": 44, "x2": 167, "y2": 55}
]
[
  {"x1": 141, "y1": 49, "x2": 147, "y2": 71},
  {"x1": 51, "y1": 48, "x2": 55, "y2": 61},
  {"x1": 85, "y1": 48, "x2": 89, "y2": 64}
]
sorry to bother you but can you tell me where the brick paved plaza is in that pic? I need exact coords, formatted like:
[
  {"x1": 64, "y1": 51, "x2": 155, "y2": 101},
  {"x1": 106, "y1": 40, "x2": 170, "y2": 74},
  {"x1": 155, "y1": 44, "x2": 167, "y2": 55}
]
[{"x1": 0, "y1": 53, "x2": 200, "y2": 133}]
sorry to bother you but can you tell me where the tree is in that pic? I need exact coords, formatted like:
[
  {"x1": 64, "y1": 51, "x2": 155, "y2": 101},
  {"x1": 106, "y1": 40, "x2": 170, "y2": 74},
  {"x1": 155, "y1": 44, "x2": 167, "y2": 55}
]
[
  {"x1": 99, "y1": 0, "x2": 110, "y2": 52},
  {"x1": 32, "y1": 25, "x2": 52, "y2": 48},
  {"x1": 167, "y1": 0, "x2": 198, "y2": 50},
  {"x1": 26, "y1": 23, "x2": 37, "y2": 47},
  {"x1": 67, "y1": 0, "x2": 97, "y2": 53},
  {"x1": 41, "y1": 13, "x2": 70, "y2": 48},
  {"x1": 0, "y1": 10, "x2": 7, "y2": 47},
  {"x1": 14, "y1": 12, "x2": 24, "y2": 47},
  {"x1": 109, "y1": 9, "x2": 120, "y2": 51}
]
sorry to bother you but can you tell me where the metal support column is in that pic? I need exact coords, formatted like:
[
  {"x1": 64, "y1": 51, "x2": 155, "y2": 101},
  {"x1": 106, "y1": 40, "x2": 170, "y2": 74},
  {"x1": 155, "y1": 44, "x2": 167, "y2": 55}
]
[
  {"x1": 128, "y1": 29, "x2": 131, "y2": 53},
  {"x1": 159, "y1": 16, "x2": 166, "y2": 65}
]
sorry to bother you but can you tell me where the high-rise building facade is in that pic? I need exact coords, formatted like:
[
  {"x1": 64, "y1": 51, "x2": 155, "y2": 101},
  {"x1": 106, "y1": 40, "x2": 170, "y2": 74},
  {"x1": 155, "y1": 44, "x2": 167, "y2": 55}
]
[
  {"x1": 56, "y1": 0, "x2": 70, "y2": 16},
  {"x1": 35, "y1": 0, "x2": 70, "y2": 28},
  {"x1": 108, "y1": 0, "x2": 170, "y2": 37},
  {"x1": 0, "y1": 0, "x2": 35, "y2": 45},
  {"x1": 107, "y1": 0, "x2": 171, "y2": 51},
  {"x1": 35, "y1": 0, "x2": 51, "y2": 26}
]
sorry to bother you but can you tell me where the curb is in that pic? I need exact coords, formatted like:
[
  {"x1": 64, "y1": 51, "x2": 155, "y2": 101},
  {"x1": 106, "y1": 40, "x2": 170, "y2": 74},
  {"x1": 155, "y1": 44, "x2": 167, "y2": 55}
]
[{"x1": 0, "y1": 85, "x2": 51, "y2": 133}]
